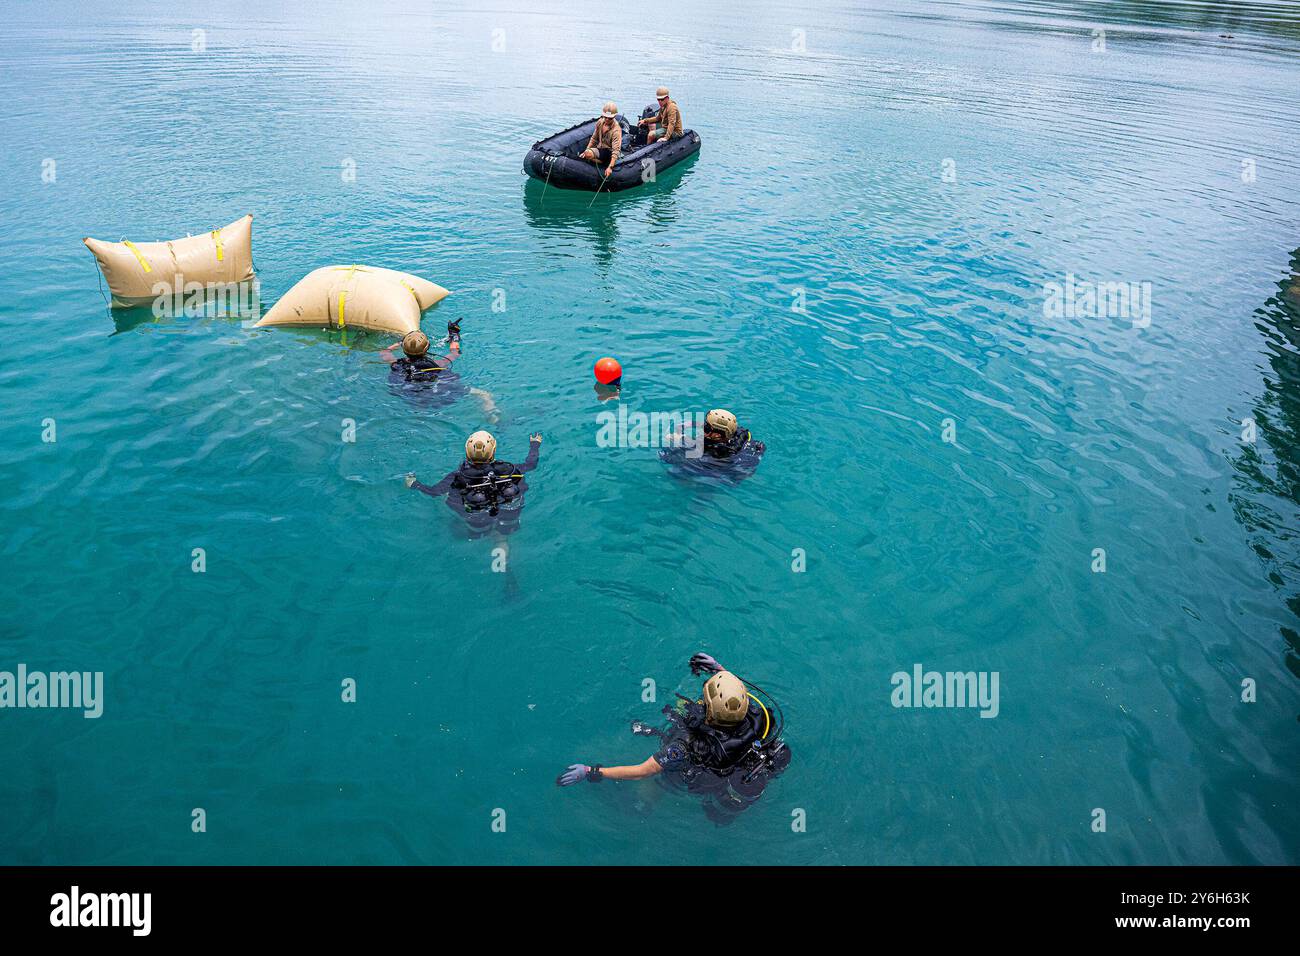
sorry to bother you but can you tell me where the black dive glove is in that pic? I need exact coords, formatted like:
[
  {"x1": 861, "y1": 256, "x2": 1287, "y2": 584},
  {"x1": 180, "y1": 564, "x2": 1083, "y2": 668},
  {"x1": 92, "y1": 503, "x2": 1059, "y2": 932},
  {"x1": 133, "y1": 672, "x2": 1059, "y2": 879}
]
[
  {"x1": 690, "y1": 652, "x2": 723, "y2": 676},
  {"x1": 447, "y1": 319, "x2": 462, "y2": 343}
]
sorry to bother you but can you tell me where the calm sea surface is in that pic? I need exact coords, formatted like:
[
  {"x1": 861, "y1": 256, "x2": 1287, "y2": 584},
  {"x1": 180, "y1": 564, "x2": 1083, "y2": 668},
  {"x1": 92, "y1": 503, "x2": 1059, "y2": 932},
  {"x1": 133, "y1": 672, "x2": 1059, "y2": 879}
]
[{"x1": 1, "y1": 0, "x2": 1298, "y2": 864}]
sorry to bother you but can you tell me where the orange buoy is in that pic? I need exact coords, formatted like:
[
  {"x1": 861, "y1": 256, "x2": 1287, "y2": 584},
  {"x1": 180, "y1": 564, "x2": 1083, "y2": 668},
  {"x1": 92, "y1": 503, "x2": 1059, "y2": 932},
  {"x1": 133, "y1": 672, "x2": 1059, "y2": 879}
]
[{"x1": 594, "y1": 356, "x2": 622, "y2": 384}]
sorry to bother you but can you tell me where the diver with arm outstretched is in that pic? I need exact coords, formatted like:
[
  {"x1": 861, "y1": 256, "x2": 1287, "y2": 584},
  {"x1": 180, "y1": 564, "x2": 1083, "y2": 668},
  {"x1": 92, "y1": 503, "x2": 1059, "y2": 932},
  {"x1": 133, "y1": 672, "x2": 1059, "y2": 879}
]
[
  {"x1": 557, "y1": 756, "x2": 662, "y2": 784},
  {"x1": 556, "y1": 652, "x2": 763, "y2": 787},
  {"x1": 380, "y1": 320, "x2": 462, "y2": 370},
  {"x1": 382, "y1": 320, "x2": 497, "y2": 419},
  {"x1": 406, "y1": 431, "x2": 542, "y2": 514}
]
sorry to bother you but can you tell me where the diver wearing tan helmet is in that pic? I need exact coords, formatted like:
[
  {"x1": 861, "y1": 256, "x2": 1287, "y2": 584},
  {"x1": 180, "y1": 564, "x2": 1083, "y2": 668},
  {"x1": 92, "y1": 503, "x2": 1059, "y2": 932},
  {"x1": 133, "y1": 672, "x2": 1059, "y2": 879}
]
[
  {"x1": 380, "y1": 319, "x2": 497, "y2": 418},
  {"x1": 381, "y1": 320, "x2": 462, "y2": 381},
  {"x1": 406, "y1": 429, "x2": 542, "y2": 529},
  {"x1": 579, "y1": 101, "x2": 623, "y2": 179},
  {"x1": 701, "y1": 409, "x2": 751, "y2": 456},
  {"x1": 557, "y1": 653, "x2": 790, "y2": 814},
  {"x1": 661, "y1": 407, "x2": 765, "y2": 477}
]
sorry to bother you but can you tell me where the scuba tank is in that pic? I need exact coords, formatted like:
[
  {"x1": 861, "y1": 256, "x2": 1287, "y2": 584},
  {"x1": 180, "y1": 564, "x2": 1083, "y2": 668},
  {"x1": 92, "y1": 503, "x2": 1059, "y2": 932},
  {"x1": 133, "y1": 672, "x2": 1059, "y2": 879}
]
[
  {"x1": 659, "y1": 683, "x2": 787, "y2": 784},
  {"x1": 702, "y1": 428, "x2": 753, "y2": 460},
  {"x1": 404, "y1": 357, "x2": 442, "y2": 382},
  {"x1": 458, "y1": 464, "x2": 523, "y2": 516}
]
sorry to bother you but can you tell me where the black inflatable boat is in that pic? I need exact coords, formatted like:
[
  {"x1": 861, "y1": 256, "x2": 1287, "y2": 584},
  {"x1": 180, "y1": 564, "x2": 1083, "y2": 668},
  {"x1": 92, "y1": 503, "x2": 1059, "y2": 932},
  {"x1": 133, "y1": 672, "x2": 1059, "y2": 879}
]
[{"x1": 523, "y1": 105, "x2": 701, "y2": 193}]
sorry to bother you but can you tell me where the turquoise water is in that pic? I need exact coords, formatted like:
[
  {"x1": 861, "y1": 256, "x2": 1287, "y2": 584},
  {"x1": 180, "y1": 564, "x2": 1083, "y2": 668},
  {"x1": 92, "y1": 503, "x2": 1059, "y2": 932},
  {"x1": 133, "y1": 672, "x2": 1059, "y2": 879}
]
[{"x1": 1, "y1": 0, "x2": 1298, "y2": 865}]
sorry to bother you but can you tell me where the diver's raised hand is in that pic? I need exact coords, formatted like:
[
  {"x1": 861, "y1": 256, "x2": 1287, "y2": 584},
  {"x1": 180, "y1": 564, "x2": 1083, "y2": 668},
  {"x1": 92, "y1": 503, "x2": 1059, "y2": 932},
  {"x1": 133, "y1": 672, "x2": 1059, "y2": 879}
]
[
  {"x1": 556, "y1": 763, "x2": 591, "y2": 787},
  {"x1": 690, "y1": 652, "x2": 723, "y2": 676},
  {"x1": 404, "y1": 474, "x2": 418, "y2": 488}
]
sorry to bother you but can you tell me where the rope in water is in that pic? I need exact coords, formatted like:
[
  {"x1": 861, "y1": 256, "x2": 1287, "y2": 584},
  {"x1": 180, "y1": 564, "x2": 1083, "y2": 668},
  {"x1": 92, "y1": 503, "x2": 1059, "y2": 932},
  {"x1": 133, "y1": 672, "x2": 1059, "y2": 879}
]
[
  {"x1": 540, "y1": 156, "x2": 555, "y2": 206},
  {"x1": 587, "y1": 166, "x2": 611, "y2": 208}
]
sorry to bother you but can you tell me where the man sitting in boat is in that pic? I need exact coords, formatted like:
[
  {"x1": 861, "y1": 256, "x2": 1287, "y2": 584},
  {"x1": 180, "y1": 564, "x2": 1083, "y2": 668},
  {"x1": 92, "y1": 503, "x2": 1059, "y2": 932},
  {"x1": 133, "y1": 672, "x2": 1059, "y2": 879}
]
[
  {"x1": 639, "y1": 86, "x2": 683, "y2": 143},
  {"x1": 579, "y1": 101, "x2": 622, "y2": 179}
]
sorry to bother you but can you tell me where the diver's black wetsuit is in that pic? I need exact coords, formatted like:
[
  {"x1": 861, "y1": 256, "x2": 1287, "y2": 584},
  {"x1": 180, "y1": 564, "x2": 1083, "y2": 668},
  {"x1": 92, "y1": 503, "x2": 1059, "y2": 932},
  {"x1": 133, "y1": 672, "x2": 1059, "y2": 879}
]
[
  {"x1": 659, "y1": 426, "x2": 765, "y2": 481},
  {"x1": 410, "y1": 439, "x2": 541, "y2": 536},
  {"x1": 653, "y1": 697, "x2": 790, "y2": 823},
  {"x1": 390, "y1": 355, "x2": 448, "y2": 382},
  {"x1": 388, "y1": 355, "x2": 468, "y2": 409}
]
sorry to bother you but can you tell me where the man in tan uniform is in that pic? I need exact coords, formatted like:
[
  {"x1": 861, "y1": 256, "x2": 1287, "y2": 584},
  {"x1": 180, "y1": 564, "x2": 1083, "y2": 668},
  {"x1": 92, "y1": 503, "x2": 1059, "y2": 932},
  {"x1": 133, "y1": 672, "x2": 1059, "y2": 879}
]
[
  {"x1": 639, "y1": 86, "x2": 683, "y2": 144},
  {"x1": 580, "y1": 102, "x2": 623, "y2": 178}
]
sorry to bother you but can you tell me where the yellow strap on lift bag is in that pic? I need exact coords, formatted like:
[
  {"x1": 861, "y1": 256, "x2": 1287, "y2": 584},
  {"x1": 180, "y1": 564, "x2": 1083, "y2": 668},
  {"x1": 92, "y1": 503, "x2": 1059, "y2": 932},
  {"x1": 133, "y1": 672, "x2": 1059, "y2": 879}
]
[{"x1": 121, "y1": 240, "x2": 153, "y2": 274}]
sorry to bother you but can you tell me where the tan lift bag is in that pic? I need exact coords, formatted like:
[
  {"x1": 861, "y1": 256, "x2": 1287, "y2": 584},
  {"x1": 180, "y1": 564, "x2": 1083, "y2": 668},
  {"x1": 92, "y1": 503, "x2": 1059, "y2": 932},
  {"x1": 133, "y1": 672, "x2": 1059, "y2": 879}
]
[
  {"x1": 85, "y1": 214, "x2": 255, "y2": 307},
  {"x1": 256, "y1": 265, "x2": 450, "y2": 336}
]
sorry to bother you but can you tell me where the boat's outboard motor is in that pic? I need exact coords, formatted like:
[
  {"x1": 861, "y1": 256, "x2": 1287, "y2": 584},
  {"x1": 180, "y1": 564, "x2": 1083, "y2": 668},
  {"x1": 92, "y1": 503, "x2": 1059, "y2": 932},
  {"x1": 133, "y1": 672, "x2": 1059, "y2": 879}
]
[
  {"x1": 615, "y1": 112, "x2": 634, "y2": 149},
  {"x1": 629, "y1": 104, "x2": 658, "y2": 147}
]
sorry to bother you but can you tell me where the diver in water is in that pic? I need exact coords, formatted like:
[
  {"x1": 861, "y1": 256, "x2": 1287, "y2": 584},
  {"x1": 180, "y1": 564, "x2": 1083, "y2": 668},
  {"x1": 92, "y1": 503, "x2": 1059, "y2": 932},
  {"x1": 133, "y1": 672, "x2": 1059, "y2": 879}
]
[
  {"x1": 556, "y1": 653, "x2": 790, "y2": 820},
  {"x1": 381, "y1": 320, "x2": 497, "y2": 418},
  {"x1": 382, "y1": 321, "x2": 459, "y2": 382},
  {"x1": 405, "y1": 430, "x2": 542, "y2": 536},
  {"x1": 660, "y1": 408, "x2": 765, "y2": 480}
]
